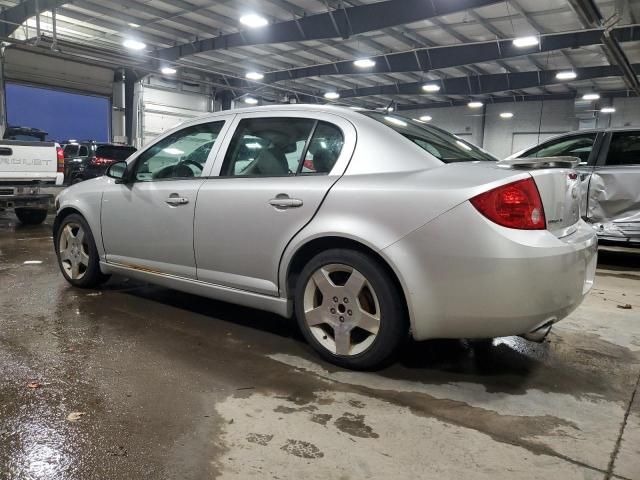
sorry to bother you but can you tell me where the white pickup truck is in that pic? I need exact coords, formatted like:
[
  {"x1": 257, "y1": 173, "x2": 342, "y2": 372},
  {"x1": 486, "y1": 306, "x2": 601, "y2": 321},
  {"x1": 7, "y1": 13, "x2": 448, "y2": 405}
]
[{"x1": 0, "y1": 127, "x2": 64, "y2": 224}]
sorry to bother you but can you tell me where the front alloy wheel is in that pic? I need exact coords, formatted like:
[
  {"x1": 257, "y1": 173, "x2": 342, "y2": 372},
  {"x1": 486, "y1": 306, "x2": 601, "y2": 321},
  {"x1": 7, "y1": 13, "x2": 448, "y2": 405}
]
[
  {"x1": 55, "y1": 213, "x2": 110, "y2": 288},
  {"x1": 295, "y1": 249, "x2": 407, "y2": 370},
  {"x1": 58, "y1": 222, "x2": 90, "y2": 280}
]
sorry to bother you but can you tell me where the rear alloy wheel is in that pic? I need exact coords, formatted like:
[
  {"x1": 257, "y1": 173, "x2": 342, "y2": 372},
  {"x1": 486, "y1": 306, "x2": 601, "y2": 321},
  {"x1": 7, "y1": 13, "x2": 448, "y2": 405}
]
[
  {"x1": 15, "y1": 208, "x2": 47, "y2": 225},
  {"x1": 295, "y1": 249, "x2": 407, "y2": 370},
  {"x1": 55, "y1": 213, "x2": 109, "y2": 288}
]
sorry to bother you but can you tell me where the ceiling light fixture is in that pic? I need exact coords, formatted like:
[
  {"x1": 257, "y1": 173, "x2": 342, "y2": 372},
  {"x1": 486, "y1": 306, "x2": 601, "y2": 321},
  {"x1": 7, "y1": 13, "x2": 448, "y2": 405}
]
[
  {"x1": 354, "y1": 58, "x2": 376, "y2": 68},
  {"x1": 239, "y1": 14, "x2": 268, "y2": 28},
  {"x1": 128, "y1": 22, "x2": 141, "y2": 28},
  {"x1": 512, "y1": 36, "x2": 539, "y2": 48},
  {"x1": 500, "y1": 112, "x2": 514, "y2": 119},
  {"x1": 582, "y1": 93, "x2": 600, "y2": 101},
  {"x1": 245, "y1": 71, "x2": 264, "y2": 80},
  {"x1": 600, "y1": 107, "x2": 615, "y2": 113},
  {"x1": 556, "y1": 71, "x2": 577, "y2": 80},
  {"x1": 468, "y1": 101, "x2": 483, "y2": 108},
  {"x1": 419, "y1": 115, "x2": 432, "y2": 122},
  {"x1": 324, "y1": 91, "x2": 340, "y2": 100},
  {"x1": 161, "y1": 67, "x2": 177, "y2": 75},
  {"x1": 244, "y1": 97, "x2": 259, "y2": 105},
  {"x1": 123, "y1": 39, "x2": 146, "y2": 50},
  {"x1": 422, "y1": 83, "x2": 441, "y2": 92}
]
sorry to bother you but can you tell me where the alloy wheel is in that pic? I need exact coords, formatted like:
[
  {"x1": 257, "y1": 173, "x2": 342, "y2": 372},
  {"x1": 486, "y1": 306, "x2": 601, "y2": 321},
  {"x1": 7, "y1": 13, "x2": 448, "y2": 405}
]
[
  {"x1": 58, "y1": 223, "x2": 90, "y2": 280},
  {"x1": 303, "y1": 263, "x2": 381, "y2": 356}
]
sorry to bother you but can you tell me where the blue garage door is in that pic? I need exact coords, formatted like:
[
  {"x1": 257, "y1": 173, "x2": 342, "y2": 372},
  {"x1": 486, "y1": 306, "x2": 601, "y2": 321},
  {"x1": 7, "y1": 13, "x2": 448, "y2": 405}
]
[{"x1": 5, "y1": 83, "x2": 110, "y2": 142}]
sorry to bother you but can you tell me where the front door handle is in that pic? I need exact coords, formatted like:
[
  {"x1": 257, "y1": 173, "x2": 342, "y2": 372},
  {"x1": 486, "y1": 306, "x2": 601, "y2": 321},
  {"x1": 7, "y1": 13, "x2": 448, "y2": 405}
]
[
  {"x1": 269, "y1": 194, "x2": 303, "y2": 209},
  {"x1": 166, "y1": 193, "x2": 189, "y2": 206}
]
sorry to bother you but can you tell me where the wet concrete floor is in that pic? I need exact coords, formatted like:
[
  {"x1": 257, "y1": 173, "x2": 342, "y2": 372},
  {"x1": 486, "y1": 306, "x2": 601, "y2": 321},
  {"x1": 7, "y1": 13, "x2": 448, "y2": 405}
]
[{"x1": 0, "y1": 212, "x2": 639, "y2": 479}]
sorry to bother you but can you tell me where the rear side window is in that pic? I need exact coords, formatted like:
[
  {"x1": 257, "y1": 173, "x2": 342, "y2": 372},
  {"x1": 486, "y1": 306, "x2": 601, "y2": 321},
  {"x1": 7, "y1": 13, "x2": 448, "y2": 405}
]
[
  {"x1": 606, "y1": 132, "x2": 640, "y2": 166},
  {"x1": 79, "y1": 146, "x2": 89, "y2": 157},
  {"x1": 95, "y1": 145, "x2": 136, "y2": 161},
  {"x1": 525, "y1": 134, "x2": 596, "y2": 164},
  {"x1": 300, "y1": 122, "x2": 344, "y2": 174},
  {"x1": 221, "y1": 117, "x2": 316, "y2": 177}
]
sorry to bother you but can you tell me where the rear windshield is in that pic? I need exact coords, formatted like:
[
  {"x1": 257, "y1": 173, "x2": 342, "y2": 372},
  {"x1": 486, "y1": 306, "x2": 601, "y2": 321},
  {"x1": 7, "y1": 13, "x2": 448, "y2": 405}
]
[
  {"x1": 362, "y1": 112, "x2": 497, "y2": 163},
  {"x1": 96, "y1": 145, "x2": 137, "y2": 161}
]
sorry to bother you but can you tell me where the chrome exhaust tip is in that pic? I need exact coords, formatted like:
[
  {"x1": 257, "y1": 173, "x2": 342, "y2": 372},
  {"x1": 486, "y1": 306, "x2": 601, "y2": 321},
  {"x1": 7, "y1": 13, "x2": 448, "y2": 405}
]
[{"x1": 520, "y1": 320, "x2": 554, "y2": 343}]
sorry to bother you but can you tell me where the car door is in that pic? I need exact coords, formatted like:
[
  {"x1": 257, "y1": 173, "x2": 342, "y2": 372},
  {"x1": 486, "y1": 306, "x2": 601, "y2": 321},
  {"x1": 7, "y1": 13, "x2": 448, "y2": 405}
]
[
  {"x1": 194, "y1": 112, "x2": 356, "y2": 296},
  {"x1": 101, "y1": 118, "x2": 231, "y2": 279},
  {"x1": 520, "y1": 132, "x2": 603, "y2": 218},
  {"x1": 588, "y1": 130, "x2": 640, "y2": 240}
]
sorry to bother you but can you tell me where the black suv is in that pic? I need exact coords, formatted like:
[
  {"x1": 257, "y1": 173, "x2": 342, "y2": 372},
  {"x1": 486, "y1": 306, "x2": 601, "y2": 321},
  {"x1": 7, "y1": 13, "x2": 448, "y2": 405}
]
[{"x1": 63, "y1": 141, "x2": 137, "y2": 184}]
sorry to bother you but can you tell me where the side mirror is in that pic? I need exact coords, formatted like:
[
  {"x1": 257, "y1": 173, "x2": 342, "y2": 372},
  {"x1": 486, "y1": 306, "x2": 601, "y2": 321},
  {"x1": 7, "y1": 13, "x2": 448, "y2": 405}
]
[{"x1": 106, "y1": 161, "x2": 128, "y2": 182}]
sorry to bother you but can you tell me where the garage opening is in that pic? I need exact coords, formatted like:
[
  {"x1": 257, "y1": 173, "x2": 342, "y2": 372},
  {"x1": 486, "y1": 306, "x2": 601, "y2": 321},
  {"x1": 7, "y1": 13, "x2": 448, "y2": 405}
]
[{"x1": 5, "y1": 83, "x2": 110, "y2": 142}]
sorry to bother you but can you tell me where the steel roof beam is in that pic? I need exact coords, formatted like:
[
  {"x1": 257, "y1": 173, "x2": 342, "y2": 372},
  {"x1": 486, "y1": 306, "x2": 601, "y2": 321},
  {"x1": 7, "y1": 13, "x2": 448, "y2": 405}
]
[
  {"x1": 261, "y1": 26, "x2": 640, "y2": 83},
  {"x1": 336, "y1": 64, "x2": 639, "y2": 99},
  {"x1": 157, "y1": 0, "x2": 502, "y2": 62},
  {"x1": 0, "y1": 0, "x2": 69, "y2": 37}
]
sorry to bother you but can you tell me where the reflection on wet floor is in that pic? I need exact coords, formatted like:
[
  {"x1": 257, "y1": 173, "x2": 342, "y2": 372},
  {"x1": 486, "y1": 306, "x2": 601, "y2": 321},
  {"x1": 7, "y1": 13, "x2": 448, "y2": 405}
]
[{"x1": 1, "y1": 212, "x2": 639, "y2": 479}]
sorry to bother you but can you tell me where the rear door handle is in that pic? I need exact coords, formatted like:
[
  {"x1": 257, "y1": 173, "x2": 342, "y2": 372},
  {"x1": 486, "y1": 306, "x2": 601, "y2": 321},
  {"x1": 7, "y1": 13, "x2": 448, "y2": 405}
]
[
  {"x1": 166, "y1": 193, "x2": 189, "y2": 206},
  {"x1": 269, "y1": 195, "x2": 303, "y2": 209}
]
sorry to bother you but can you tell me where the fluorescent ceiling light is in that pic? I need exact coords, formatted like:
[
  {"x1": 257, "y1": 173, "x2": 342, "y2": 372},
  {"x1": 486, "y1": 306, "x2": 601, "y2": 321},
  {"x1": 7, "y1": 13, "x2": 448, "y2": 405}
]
[
  {"x1": 556, "y1": 71, "x2": 577, "y2": 80},
  {"x1": 354, "y1": 58, "x2": 376, "y2": 68},
  {"x1": 324, "y1": 91, "x2": 340, "y2": 100},
  {"x1": 500, "y1": 112, "x2": 514, "y2": 119},
  {"x1": 419, "y1": 115, "x2": 432, "y2": 122},
  {"x1": 600, "y1": 107, "x2": 615, "y2": 113},
  {"x1": 161, "y1": 67, "x2": 177, "y2": 75},
  {"x1": 240, "y1": 14, "x2": 268, "y2": 28},
  {"x1": 244, "y1": 97, "x2": 259, "y2": 104},
  {"x1": 245, "y1": 71, "x2": 264, "y2": 80},
  {"x1": 422, "y1": 83, "x2": 441, "y2": 92},
  {"x1": 468, "y1": 101, "x2": 483, "y2": 108},
  {"x1": 128, "y1": 22, "x2": 141, "y2": 28},
  {"x1": 384, "y1": 116, "x2": 407, "y2": 127},
  {"x1": 582, "y1": 93, "x2": 600, "y2": 100},
  {"x1": 123, "y1": 39, "x2": 146, "y2": 50},
  {"x1": 387, "y1": 107, "x2": 394, "y2": 112},
  {"x1": 512, "y1": 36, "x2": 539, "y2": 48}
]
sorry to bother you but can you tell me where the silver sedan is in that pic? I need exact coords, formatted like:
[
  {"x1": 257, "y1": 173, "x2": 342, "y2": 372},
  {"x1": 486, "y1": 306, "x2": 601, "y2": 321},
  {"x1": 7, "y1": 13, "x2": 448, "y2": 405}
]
[{"x1": 53, "y1": 105, "x2": 598, "y2": 369}]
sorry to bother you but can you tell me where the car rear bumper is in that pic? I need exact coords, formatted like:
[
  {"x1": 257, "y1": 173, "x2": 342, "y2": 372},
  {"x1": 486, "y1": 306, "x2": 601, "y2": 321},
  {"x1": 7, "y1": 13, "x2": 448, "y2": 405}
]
[
  {"x1": 383, "y1": 201, "x2": 598, "y2": 341},
  {"x1": 0, "y1": 193, "x2": 53, "y2": 209}
]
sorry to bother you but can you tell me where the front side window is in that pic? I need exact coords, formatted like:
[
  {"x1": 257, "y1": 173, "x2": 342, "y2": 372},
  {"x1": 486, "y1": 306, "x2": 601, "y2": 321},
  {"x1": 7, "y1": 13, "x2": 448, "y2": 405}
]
[
  {"x1": 362, "y1": 111, "x2": 496, "y2": 163},
  {"x1": 525, "y1": 134, "x2": 597, "y2": 164},
  {"x1": 133, "y1": 121, "x2": 224, "y2": 181},
  {"x1": 221, "y1": 117, "x2": 316, "y2": 176},
  {"x1": 606, "y1": 131, "x2": 640, "y2": 166}
]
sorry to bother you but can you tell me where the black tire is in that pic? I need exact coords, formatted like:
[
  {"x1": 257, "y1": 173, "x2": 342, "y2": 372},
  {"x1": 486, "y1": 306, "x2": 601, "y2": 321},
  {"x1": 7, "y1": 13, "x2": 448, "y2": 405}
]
[
  {"x1": 54, "y1": 213, "x2": 110, "y2": 288},
  {"x1": 294, "y1": 249, "x2": 408, "y2": 370},
  {"x1": 15, "y1": 208, "x2": 47, "y2": 225}
]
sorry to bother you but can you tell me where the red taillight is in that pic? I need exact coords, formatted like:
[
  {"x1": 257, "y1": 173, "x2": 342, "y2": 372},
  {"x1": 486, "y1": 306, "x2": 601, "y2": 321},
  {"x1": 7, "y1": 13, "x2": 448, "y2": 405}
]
[
  {"x1": 91, "y1": 156, "x2": 114, "y2": 166},
  {"x1": 56, "y1": 146, "x2": 64, "y2": 173},
  {"x1": 470, "y1": 177, "x2": 546, "y2": 230}
]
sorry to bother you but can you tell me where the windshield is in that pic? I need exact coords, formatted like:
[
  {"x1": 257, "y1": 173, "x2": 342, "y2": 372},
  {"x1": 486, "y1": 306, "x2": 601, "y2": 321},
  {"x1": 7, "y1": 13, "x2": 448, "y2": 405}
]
[{"x1": 362, "y1": 111, "x2": 497, "y2": 163}]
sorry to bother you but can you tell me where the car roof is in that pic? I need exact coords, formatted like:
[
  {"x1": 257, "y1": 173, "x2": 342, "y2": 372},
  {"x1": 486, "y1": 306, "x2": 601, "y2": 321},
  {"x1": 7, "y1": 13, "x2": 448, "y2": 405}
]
[{"x1": 195, "y1": 104, "x2": 374, "y2": 123}]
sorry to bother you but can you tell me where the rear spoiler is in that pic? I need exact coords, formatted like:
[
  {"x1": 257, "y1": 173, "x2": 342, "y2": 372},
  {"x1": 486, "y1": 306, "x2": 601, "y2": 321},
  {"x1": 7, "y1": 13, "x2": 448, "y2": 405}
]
[{"x1": 497, "y1": 156, "x2": 580, "y2": 169}]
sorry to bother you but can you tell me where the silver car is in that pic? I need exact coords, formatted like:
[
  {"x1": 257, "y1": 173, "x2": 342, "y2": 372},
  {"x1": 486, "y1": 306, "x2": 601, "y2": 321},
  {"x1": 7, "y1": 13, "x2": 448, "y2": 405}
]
[{"x1": 53, "y1": 105, "x2": 598, "y2": 369}]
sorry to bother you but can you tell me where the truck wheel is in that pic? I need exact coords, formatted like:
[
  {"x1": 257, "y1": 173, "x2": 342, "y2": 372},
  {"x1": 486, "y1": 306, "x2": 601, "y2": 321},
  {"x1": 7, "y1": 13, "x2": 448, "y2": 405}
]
[
  {"x1": 54, "y1": 213, "x2": 110, "y2": 288},
  {"x1": 294, "y1": 249, "x2": 408, "y2": 370},
  {"x1": 15, "y1": 208, "x2": 47, "y2": 225}
]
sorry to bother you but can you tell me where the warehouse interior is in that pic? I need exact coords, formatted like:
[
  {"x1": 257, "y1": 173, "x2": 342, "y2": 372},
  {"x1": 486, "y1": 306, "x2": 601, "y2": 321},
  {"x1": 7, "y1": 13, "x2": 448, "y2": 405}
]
[{"x1": 0, "y1": 0, "x2": 639, "y2": 479}]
